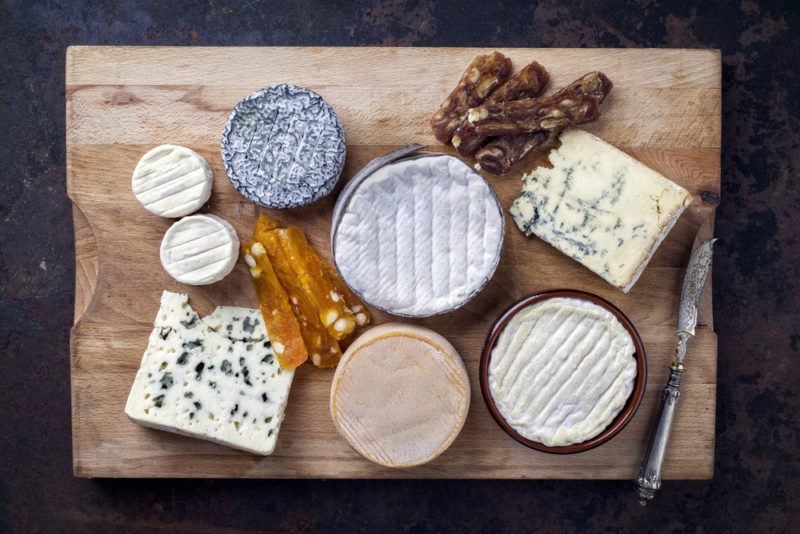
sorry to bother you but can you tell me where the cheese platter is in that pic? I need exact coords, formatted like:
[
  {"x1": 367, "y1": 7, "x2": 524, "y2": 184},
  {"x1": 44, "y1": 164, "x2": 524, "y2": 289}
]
[{"x1": 67, "y1": 46, "x2": 719, "y2": 479}]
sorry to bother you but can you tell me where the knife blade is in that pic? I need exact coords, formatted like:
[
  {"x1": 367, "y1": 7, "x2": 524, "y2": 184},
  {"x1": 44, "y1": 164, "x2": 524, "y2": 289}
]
[{"x1": 635, "y1": 237, "x2": 717, "y2": 505}]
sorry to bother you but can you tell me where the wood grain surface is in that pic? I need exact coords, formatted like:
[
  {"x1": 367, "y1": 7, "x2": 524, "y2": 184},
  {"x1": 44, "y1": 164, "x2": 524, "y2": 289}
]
[{"x1": 66, "y1": 46, "x2": 720, "y2": 479}]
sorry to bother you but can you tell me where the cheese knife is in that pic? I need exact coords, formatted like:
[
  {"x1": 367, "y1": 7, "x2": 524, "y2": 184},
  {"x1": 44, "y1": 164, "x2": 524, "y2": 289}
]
[{"x1": 635, "y1": 237, "x2": 717, "y2": 505}]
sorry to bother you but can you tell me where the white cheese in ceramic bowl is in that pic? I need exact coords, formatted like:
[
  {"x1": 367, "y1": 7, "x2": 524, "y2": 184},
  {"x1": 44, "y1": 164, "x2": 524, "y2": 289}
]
[
  {"x1": 332, "y1": 154, "x2": 504, "y2": 317},
  {"x1": 488, "y1": 296, "x2": 637, "y2": 447}
]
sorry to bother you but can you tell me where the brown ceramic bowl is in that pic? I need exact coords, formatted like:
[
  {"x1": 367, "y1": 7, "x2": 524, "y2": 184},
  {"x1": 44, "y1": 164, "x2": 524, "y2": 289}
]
[{"x1": 479, "y1": 289, "x2": 647, "y2": 454}]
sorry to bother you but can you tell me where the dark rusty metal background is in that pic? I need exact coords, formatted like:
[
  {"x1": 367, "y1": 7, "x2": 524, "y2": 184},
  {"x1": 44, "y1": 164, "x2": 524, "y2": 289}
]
[{"x1": 1, "y1": 1, "x2": 798, "y2": 532}]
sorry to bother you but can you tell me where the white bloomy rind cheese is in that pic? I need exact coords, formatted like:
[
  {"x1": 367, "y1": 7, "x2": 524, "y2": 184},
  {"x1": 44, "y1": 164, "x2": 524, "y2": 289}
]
[
  {"x1": 160, "y1": 214, "x2": 240, "y2": 285},
  {"x1": 132, "y1": 145, "x2": 213, "y2": 218},
  {"x1": 125, "y1": 291, "x2": 294, "y2": 455},
  {"x1": 489, "y1": 297, "x2": 637, "y2": 447},
  {"x1": 333, "y1": 155, "x2": 504, "y2": 316},
  {"x1": 510, "y1": 129, "x2": 692, "y2": 293}
]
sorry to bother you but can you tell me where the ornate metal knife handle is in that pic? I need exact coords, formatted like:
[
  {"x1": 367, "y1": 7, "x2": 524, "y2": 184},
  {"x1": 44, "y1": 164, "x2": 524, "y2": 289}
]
[
  {"x1": 636, "y1": 356, "x2": 685, "y2": 505},
  {"x1": 635, "y1": 238, "x2": 715, "y2": 506}
]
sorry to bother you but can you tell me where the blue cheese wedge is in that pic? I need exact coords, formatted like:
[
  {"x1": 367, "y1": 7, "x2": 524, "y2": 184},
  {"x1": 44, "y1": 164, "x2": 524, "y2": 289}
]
[
  {"x1": 510, "y1": 129, "x2": 692, "y2": 293},
  {"x1": 131, "y1": 145, "x2": 213, "y2": 218},
  {"x1": 125, "y1": 291, "x2": 294, "y2": 455}
]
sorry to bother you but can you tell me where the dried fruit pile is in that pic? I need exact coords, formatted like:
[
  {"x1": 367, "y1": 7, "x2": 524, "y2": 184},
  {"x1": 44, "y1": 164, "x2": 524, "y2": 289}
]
[{"x1": 431, "y1": 52, "x2": 613, "y2": 174}]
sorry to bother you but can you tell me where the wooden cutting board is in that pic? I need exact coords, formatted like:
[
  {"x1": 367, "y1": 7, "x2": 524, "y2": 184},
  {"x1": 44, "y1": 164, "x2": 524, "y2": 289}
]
[{"x1": 67, "y1": 46, "x2": 720, "y2": 478}]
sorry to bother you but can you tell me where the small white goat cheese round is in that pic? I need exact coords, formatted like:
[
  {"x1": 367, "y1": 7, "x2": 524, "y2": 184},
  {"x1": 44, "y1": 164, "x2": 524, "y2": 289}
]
[
  {"x1": 160, "y1": 214, "x2": 239, "y2": 285},
  {"x1": 132, "y1": 145, "x2": 213, "y2": 218}
]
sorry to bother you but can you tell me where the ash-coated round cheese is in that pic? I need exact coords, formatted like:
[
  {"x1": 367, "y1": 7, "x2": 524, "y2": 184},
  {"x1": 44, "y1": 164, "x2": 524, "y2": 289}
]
[
  {"x1": 221, "y1": 84, "x2": 346, "y2": 209},
  {"x1": 332, "y1": 154, "x2": 504, "y2": 317},
  {"x1": 330, "y1": 323, "x2": 470, "y2": 468},
  {"x1": 131, "y1": 145, "x2": 213, "y2": 218},
  {"x1": 160, "y1": 214, "x2": 240, "y2": 285}
]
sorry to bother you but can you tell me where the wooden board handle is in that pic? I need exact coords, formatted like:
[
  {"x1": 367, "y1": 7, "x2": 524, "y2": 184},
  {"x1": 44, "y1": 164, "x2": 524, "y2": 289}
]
[{"x1": 72, "y1": 203, "x2": 99, "y2": 326}]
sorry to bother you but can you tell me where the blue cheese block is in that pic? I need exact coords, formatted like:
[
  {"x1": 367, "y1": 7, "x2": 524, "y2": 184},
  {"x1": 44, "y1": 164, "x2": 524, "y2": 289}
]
[
  {"x1": 510, "y1": 129, "x2": 692, "y2": 293},
  {"x1": 203, "y1": 306, "x2": 265, "y2": 342},
  {"x1": 221, "y1": 84, "x2": 346, "y2": 209},
  {"x1": 124, "y1": 291, "x2": 294, "y2": 455}
]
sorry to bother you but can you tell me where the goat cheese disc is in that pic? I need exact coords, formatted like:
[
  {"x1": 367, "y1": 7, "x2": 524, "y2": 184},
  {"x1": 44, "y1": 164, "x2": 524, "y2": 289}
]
[
  {"x1": 125, "y1": 291, "x2": 295, "y2": 455},
  {"x1": 160, "y1": 214, "x2": 239, "y2": 285},
  {"x1": 332, "y1": 154, "x2": 504, "y2": 317},
  {"x1": 488, "y1": 297, "x2": 637, "y2": 447},
  {"x1": 330, "y1": 323, "x2": 470, "y2": 467},
  {"x1": 131, "y1": 145, "x2": 213, "y2": 218},
  {"x1": 221, "y1": 84, "x2": 346, "y2": 209}
]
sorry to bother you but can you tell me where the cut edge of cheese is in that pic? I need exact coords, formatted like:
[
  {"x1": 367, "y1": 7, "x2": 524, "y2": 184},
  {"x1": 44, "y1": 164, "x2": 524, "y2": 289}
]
[
  {"x1": 124, "y1": 291, "x2": 294, "y2": 456},
  {"x1": 512, "y1": 129, "x2": 692, "y2": 293},
  {"x1": 621, "y1": 201, "x2": 688, "y2": 293}
]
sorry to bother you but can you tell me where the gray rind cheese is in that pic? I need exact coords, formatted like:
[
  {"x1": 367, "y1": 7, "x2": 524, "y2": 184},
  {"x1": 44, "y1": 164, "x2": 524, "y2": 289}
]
[
  {"x1": 131, "y1": 145, "x2": 213, "y2": 218},
  {"x1": 221, "y1": 84, "x2": 346, "y2": 209},
  {"x1": 125, "y1": 291, "x2": 294, "y2": 455},
  {"x1": 160, "y1": 214, "x2": 240, "y2": 285},
  {"x1": 332, "y1": 155, "x2": 504, "y2": 317},
  {"x1": 510, "y1": 129, "x2": 692, "y2": 293},
  {"x1": 488, "y1": 297, "x2": 637, "y2": 446}
]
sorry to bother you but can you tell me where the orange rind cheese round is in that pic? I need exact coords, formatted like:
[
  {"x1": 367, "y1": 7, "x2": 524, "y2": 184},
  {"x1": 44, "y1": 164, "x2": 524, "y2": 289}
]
[{"x1": 330, "y1": 323, "x2": 470, "y2": 468}]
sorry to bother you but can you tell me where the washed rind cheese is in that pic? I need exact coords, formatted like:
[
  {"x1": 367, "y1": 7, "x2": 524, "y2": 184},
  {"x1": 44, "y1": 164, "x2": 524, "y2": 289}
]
[
  {"x1": 330, "y1": 323, "x2": 470, "y2": 467},
  {"x1": 510, "y1": 129, "x2": 692, "y2": 293},
  {"x1": 131, "y1": 145, "x2": 213, "y2": 218},
  {"x1": 221, "y1": 84, "x2": 346, "y2": 209},
  {"x1": 332, "y1": 154, "x2": 504, "y2": 317},
  {"x1": 488, "y1": 297, "x2": 636, "y2": 446},
  {"x1": 160, "y1": 214, "x2": 240, "y2": 285},
  {"x1": 124, "y1": 291, "x2": 294, "y2": 455}
]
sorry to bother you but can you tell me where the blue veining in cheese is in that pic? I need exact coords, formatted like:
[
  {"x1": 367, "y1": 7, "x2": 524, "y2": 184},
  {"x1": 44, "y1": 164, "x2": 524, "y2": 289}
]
[
  {"x1": 510, "y1": 129, "x2": 692, "y2": 292},
  {"x1": 125, "y1": 292, "x2": 294, "y2": 455}
]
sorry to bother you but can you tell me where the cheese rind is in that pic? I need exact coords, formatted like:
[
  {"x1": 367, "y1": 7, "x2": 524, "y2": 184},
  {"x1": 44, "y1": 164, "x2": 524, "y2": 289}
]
[
  {"x1": 510, "y1": 129, "x2": 692, "y2": 292},
  {"x1": 333, "y1": 155, "x2": 504, "y2": 316},
  {"x1": 330, "y1": 323, "x2": 470, "y2": 467},
  {"x1": 131, "y1": 145, "x2": 213, "y2": 218},
  {"x1": 488, "y1": 297, "x2": 636, "y2": 446},
  {"x1": 160, "y1": 214, "x2": 240, "y2": 285},
  {"x1": 221, "y1": 84, "x2": 346, "y2": 209},
  {"x1": 125, "y1": 291, "x2": 294, "y2": 455}
]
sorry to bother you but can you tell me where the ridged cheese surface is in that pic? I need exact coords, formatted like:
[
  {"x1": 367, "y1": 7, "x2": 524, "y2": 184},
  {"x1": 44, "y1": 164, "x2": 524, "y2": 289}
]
[
  {"x1": 160, "y1": 214, "x2": 239, "y2": 285},
  {"x1": 488, "y1": 297, "x2": 637, "y2": 447},
  {"x1": 132, "y1": 145, "x2": 213, "y2": 218},
  {"x1": 333, "y1": 155, "x2": 504, "y2": 316}
]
